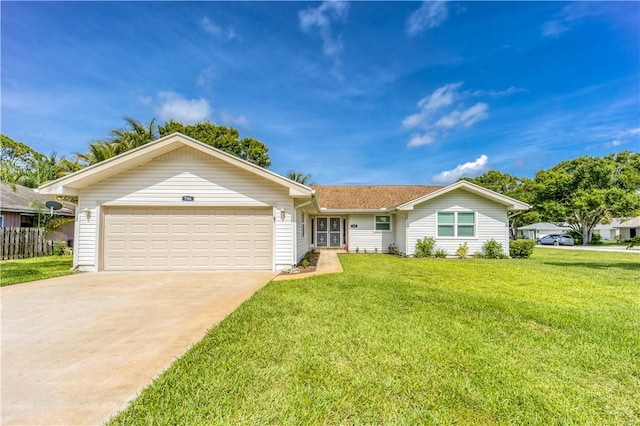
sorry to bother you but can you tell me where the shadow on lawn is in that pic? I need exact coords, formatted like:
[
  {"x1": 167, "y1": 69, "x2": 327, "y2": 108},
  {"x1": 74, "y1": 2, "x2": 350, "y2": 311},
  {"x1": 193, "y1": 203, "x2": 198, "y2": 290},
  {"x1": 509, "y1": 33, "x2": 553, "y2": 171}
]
[{"x1": 543, "y1": 261, "x2": 640, "y2": 271}]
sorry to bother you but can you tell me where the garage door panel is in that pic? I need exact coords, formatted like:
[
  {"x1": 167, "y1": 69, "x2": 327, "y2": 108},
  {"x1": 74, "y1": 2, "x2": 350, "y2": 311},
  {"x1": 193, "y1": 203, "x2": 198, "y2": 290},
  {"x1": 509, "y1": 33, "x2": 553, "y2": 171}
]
[{"x1": 104, "y1": 207, "x2": 272, "y2": 271}]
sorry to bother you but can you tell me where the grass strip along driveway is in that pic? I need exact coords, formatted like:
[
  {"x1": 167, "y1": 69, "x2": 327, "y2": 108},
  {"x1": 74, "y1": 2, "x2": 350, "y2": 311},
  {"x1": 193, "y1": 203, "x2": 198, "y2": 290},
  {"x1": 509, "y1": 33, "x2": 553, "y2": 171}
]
[
  {"x1": 0, "y1": 255, "x2": 73, "y2": 286},
  {"x1": 109, "y1": 250, "x2": 639, "y2": 425}
]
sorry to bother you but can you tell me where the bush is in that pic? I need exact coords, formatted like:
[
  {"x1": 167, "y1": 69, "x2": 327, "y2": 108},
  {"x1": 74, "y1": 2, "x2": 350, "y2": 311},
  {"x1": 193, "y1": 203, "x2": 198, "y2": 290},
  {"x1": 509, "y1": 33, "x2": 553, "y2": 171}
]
[
  {"x1": 473, "y1": 251, "x2": 485, "y2": 259},
  {"x1": 455, "y1": 242, "x2": 469, "y2": 259},
  {"x1": 482, "y1": 239, "x2": 505, "y2": 259},
  {"x1": 627, "y1": 235, "x2": 640, "y2": 249},
  {"x1": 388, "y1": 243, "x2": 399, "y2": 255},
  {"x1": 301, "y1": 259, "x2": 310, "y2": 268},
  {"x1": 567, "y1": 229, "x2": 583, "y2": 245},
  {"x1": 590, "y1": 234, "x2": 602, "y2": 245},
  {"x1": 415, "y1": 237, "x2": 436, "y2": 258},
  {"x1": 53, "y1": 241, "x2": 72, "y2": 256},
  {"x1": 434, "y1": 248, "x2": 448, "y2": 258},
  {"x1": 510, "y1": 239, "x2": 535, "y2": 258}
]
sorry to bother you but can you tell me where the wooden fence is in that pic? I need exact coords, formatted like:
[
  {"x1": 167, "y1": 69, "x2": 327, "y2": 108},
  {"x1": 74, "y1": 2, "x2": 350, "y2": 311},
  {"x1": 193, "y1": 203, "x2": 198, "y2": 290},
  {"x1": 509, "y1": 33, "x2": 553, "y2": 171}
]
[{"x1": 1, "y1": 227, "x2": 54, "y2": 260}]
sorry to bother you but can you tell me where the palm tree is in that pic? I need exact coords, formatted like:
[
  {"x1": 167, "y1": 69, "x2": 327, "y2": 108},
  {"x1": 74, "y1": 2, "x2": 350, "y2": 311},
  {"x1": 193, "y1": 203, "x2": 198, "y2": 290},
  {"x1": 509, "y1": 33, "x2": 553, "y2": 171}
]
[
  {"x1": 110, "y1": 117, "x2": 157, "y2": 155},
  {"x1": 287, "y1": 171, "x2": 315, "y2": 186},
  {"x1": 12, "y1": 152, "x2": 76, "y2": 187},
  {"x1": 75, "y1": 141, "x2": 118, "y2": 166}
]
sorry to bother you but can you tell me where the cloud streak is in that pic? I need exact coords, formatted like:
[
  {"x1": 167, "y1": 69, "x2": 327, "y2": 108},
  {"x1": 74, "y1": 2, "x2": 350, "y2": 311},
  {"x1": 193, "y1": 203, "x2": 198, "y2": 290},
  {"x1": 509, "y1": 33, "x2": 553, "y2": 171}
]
[
  {"x1": 299, "y1": 1, "x2": 349, "y2": 79},
  {"x1": 406, "y1": 1, "x2": 449, "y2": 36},
  {"x1": 299, "y1": 1, "x2": 348, "y2": 56},
  {"x1": 432, "y1": 154, "x2": 488, "y2": 184},
  {"x1": 201, "y1": 17, "x2": 239, "y2": 41},
  {"x1": 541, "y1": 3, "x2": 589, "y2": 37},
  {"x1": 402, "y1": 82, "x2": 491, "y2": 147}
]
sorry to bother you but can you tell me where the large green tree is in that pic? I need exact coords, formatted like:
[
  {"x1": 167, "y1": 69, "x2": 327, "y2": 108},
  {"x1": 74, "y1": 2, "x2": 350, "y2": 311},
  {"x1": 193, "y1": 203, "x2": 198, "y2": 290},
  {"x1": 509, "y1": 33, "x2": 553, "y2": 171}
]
[
  {"x1": 531, "y1": 152, "x2": 640, "y2": 244},
  {"x1": 461, "y1": 170, "x2": 539, "y2": 239},
  {"x1": 1, "y1": 135, "x2": 78, "y2": 188},
  {"x1": 159, "y1": 121, "x2": 271, "y2": 168},
  {"x1": 74, "y1": 118, "x2": 271, "y2": 169}
]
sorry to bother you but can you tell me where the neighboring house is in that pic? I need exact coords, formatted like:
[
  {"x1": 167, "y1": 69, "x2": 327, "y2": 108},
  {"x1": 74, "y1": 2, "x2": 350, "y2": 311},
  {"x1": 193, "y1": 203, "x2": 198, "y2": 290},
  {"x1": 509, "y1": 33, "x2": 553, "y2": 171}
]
[
  {"x1": 593, "y1": 218, "x2": 622, "y2": 241},
  {"x1": 38, "y1": 133, "x2": 530, "y2": 272},
  {"x1": 615, "y1": 216, "x2": 640, "y2": 241},
  {"x1": 1, "y1": 182, "x2": 76, "y2": 243},
  {"x1": 517, "y1": 222, "x2": 571, "y2": 240}
]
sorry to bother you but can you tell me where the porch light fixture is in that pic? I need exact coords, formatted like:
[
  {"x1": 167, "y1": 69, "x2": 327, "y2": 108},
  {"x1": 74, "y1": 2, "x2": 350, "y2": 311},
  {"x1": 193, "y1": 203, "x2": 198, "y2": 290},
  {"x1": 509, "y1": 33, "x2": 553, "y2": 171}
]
[
  {"x1": 280, "y1": 208, "x2": 286, "y2": 221},
  {"x1": 83, "y1": 208, "x2": 91, "y2": 220}
]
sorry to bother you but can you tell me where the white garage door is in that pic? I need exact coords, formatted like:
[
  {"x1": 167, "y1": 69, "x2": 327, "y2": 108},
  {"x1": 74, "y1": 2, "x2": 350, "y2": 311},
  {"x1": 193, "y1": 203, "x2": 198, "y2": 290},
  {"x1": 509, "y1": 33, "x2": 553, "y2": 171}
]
[{"x1": 103, "y1": 207, "x2": 273, "y2": 271}]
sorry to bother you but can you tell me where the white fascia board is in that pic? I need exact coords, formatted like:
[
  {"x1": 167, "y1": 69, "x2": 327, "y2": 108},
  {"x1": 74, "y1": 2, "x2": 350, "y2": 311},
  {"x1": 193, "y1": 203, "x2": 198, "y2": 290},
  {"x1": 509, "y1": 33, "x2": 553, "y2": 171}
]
[
  {"x1": 37, "y1": 132, "x2": 314, "y2": 197},
  {"x1": 397, "y1": 180, "x2": 531, "y2": 211},
  {"x1": 316, "y1": 208, "x2": 394, "y2": 214}
]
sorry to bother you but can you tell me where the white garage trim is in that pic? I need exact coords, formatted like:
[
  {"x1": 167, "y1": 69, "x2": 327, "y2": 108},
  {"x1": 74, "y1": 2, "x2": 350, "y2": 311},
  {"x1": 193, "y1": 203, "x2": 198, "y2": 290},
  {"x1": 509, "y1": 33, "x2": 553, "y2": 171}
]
[{"x1": 101, "y1": 206, "x2": 273, "y2": 271}]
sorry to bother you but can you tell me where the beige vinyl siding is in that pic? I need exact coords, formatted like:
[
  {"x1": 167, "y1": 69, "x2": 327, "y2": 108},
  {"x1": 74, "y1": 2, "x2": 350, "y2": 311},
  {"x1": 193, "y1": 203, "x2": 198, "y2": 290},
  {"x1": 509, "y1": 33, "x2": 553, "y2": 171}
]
[
  {"x1": 406, "y1": 189, "x2": 509, "y2": 256},
  {"x1": 394, "y1": 213, "x2": 407, "y2": 255},
  {"x1": 76, "y1": 147, "x2": 294, "y2": 271},
  {"x1": 347, "y1": 214, "x2": 395, "y2": 253}
]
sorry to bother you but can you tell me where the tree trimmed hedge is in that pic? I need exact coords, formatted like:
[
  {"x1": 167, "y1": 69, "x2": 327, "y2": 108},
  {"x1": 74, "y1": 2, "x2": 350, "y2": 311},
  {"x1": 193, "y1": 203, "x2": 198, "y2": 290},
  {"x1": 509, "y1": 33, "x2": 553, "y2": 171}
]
[{"x1": 510, "y1": 239, "x2": 536, "y2": 258}]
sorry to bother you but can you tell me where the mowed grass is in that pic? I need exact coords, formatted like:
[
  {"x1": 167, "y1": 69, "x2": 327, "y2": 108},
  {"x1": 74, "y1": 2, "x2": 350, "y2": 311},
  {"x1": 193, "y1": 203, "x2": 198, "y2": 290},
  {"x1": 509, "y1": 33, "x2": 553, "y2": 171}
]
[
  {"x1": 0, "y1": 255, "x2": 73, "y2": 286},
  {"x1": 109, "y1": 250, "x2": 639, "y2": 425}
]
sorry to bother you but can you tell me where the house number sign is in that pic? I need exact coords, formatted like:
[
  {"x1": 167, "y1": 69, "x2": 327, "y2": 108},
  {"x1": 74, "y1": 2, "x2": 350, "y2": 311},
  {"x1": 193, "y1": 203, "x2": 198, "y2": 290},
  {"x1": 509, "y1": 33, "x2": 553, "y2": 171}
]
[{"x1": 182, "y1": 196, "x2": 195, "y2": 202}]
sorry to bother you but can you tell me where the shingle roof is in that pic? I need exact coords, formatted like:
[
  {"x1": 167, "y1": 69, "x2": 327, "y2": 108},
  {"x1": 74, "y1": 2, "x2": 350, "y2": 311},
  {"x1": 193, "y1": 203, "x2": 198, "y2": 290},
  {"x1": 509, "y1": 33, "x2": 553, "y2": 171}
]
[
  {"x1": 616, "y1": 216, "x2": 640, "y2": 228},
  {"x1": 1, "y1": 183, "x2": 75, "y2": 216},
  {"x1": 312, "y1": 185, "x2": 443, "y2": 210}
]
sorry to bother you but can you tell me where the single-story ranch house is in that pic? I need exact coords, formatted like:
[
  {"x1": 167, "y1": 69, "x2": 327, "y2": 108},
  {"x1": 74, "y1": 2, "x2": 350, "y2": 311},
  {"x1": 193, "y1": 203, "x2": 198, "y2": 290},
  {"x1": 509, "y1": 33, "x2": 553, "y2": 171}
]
[{"x1": 38, "y1": 133, "x2": 530, "y2": 272}]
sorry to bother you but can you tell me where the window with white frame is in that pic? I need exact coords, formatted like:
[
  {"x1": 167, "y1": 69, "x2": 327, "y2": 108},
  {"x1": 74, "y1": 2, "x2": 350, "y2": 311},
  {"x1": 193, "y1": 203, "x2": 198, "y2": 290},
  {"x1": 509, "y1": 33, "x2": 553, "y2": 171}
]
[
  {"x1": 375, "y1": 215, "x2": 391, "y2": 231},
  {"x1": 0, "y1": 215, "x2": 4, "y2": 227},
  {"x1": 300, "y1": 211, "x2": 305, "y2": 237},
  {"x1": 437, "y1": 211, "x2": 475, "y2": 237}
]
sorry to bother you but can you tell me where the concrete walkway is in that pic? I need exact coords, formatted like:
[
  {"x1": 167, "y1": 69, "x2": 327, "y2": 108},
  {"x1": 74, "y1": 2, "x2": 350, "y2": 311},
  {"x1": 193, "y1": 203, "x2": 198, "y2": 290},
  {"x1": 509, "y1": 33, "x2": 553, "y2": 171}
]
[
  {"x1": 0, "y1": 270, "x2": 277, "y2": 426},
  {"x1": 275, "y1": 249, "x2": 345, "y2": 281}
]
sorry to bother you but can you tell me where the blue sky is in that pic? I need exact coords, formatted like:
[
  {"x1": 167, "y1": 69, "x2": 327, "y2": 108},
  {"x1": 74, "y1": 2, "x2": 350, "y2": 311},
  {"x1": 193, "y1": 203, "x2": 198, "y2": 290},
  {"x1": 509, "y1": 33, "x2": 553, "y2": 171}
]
[{"x1": 2, "y1": 1, "x2": 638, "y2": 184}]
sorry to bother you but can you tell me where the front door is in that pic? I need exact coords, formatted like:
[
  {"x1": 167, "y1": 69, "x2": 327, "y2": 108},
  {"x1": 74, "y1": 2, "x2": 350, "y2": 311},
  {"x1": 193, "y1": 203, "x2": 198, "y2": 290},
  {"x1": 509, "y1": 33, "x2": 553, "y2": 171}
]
[{"x1": 316, "y1": 217, "x2": 341, "y2": 247}]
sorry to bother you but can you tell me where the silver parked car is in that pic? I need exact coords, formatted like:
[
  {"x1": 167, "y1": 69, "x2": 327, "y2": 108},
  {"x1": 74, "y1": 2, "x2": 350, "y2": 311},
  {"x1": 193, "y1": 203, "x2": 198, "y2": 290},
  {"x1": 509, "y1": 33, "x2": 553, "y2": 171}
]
[{"x1": 536, "y1": 234, "x2": 575, "y2": 246}]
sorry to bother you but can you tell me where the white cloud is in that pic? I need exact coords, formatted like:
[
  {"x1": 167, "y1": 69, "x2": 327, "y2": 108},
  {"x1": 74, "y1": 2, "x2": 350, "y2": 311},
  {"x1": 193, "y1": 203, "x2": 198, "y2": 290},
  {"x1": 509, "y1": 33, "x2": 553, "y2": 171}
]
[
  {"x1": 200, "y1": 17, "x2": 239, "y2": 41},
  {"x1": 403, "y1": 82, "x2": 491, "y2": 148},
  {"x1": 407, "y1": 132, "x2": 436, "y2": 148},
  {"x1": 541, "y1": 3, "x2": 589, "y2": 37},
  {"x1": 402, "y1": 81, "x2": 462, "y2": 129},
  {"x1": 406, "y1": 1, "x2": 449, "y2": 36},
  {"x1": 470, "y1": 86, "x2": 528, "y2": 97},
  {"x1": 432, "y1": 154, "x2": 489, "y2": 184},
  {"x1": 621, "y1": 127, "x2": 640, "y2": 137},
  {"x1": 435, "y1": 102, "x2": 489, "y2": 129},
  {"x1": 299, "y1": 1, "x2": 349, "y2": 57},
  {"x1": 220, "y1": 112, "x2": 249, "y2": 128},
  {"x1": 155, "y1": 91, "x2": 212, "y2": 123}
]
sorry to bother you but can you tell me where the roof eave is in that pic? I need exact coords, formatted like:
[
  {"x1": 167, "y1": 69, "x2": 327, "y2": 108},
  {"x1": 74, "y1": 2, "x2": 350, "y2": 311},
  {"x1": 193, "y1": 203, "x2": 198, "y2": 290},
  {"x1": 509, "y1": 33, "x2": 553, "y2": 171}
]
[
  {"x1": 38, "y1": 133, "x2": 315, "y2": 197},
  {"x1": 397, "y1": 180, "x2": 531, "y2": 211}
]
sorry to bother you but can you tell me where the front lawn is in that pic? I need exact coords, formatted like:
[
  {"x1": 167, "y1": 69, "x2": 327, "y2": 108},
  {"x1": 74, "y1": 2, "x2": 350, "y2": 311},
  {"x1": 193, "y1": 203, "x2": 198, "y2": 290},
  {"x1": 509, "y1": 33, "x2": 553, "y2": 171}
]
[
  {"x1": 108, "y1": 250, "x2": 640, "y2": 425},
  {"x1": 0, "y1": 255, "x2": 73, "y2": 287}
]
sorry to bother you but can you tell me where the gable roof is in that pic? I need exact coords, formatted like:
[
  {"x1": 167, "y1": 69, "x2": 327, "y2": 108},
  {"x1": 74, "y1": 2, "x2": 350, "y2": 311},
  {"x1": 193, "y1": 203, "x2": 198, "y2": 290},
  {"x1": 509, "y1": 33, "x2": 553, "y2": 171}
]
[
  {"x1": 312, "y1": 185, "x2": 442, "y2": 211},
  {"x1": 1, "y1": 182, "x2": 75, "y2": 216},
  {"x1": 397, "y1": 180, "x2": 531, "y2": 211},
  {"x1": 37, "y1": 133, "x2": 315, "y2": 198},
  {"x1": 615, "y1": 216, "x2": 640, "y2": 228}
]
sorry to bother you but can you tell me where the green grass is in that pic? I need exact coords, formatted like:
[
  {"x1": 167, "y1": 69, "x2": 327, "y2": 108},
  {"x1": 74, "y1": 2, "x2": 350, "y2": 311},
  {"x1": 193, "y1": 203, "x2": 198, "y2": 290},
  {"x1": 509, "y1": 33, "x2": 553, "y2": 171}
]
[
  {"x1": 108, "y1": 249, "x2": 640, "y2": 425},
  {"x1": 0, "y1": 255, "x2": 73, "y2": 286}
]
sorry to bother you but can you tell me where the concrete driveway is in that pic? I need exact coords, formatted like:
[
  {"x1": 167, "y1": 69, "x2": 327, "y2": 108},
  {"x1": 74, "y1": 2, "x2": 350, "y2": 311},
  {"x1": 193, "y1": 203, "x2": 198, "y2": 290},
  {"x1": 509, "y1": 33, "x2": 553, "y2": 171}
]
[{"x1": 0, "y1": 270, "x2": 277, "y2": 426}]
